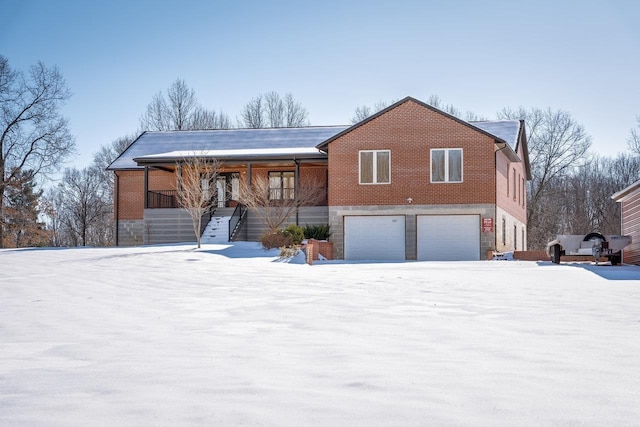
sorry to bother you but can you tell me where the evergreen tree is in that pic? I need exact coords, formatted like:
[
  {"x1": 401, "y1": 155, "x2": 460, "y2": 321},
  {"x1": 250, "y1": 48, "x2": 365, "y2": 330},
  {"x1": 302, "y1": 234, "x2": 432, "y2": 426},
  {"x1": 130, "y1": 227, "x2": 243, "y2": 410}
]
[{"x1": 3, "y1": 169, "x2": 49, "y2": 247}]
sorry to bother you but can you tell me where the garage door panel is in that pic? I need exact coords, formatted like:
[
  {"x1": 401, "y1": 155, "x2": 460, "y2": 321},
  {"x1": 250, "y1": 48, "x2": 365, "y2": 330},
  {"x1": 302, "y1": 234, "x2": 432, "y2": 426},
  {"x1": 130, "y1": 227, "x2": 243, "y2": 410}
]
[
  {"x1": 418, "y1": 215, "x2": 480, "y2": 261},
  {"x1": 344, "y1": 216, "x2": 405, "y2": 260}
]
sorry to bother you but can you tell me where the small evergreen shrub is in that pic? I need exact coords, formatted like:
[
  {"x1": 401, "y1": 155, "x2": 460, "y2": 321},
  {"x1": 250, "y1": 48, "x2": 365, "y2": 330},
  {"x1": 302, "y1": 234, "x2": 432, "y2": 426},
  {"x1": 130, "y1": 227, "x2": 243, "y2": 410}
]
[
  {"x1": 282, "y1": 224, "x2": 305, "y2": 245},
  {"x1": 303, "y1": 224, "x2": 331, "y2": 241},
  {"x1": 260, "y1": 231, "x2": 293, "y2": 249}
]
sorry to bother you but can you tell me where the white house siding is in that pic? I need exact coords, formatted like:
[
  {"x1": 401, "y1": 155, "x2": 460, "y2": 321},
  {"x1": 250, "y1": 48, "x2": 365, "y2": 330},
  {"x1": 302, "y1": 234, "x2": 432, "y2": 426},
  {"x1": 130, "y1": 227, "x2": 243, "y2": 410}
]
[{"x1": 621, "y1": 194, "x2": 640, "y2": 265}]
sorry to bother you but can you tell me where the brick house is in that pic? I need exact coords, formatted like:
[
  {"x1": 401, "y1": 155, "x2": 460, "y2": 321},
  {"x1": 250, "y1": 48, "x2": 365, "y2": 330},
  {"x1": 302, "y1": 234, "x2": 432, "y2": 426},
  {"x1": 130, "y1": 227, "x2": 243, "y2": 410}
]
[
  {"x1": 108, "y1": 96, "x2": 530, "y2": 260},
  {"x1": 611, "y1": 180, "x2": 640, "y2": 265}
]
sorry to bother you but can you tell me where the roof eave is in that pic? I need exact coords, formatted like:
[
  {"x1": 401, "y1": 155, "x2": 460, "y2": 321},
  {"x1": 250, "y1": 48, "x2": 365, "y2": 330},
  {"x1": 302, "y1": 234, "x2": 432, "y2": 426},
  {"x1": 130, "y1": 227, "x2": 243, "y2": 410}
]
[
  {"x1": 133, "y1": 152, "x2": 327, "y2": 166},
  {"x1": 612, "y1": 179, "x2": 640, "y2": 202}
]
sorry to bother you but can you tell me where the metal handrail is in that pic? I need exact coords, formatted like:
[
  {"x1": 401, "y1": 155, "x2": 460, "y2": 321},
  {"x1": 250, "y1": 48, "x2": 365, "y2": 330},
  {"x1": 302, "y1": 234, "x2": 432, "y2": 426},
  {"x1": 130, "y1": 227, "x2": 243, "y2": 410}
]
[{"x1": 228, "y1": 204, "x2": 245, "y2": 241}]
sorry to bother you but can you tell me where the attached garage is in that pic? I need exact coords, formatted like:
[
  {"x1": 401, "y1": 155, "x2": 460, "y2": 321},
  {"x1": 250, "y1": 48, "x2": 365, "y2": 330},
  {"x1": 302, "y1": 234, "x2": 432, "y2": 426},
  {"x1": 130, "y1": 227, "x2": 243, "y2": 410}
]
[
  {"x1": 344, "y1": 216, "x2": 405, "y2": 260},
  {"x1": 417, "y1": 215, "x2": 480, "y2": 261}
]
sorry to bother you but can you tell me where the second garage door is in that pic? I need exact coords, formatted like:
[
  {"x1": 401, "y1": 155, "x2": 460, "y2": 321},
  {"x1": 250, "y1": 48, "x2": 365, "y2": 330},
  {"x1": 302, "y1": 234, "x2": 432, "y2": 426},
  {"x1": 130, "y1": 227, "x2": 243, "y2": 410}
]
[
  {"x1": 344, "y1": 216, "x2": 405, "y2": 260},
  {"x1": 417, "y1": 215, "x2": 480, "y2": 261}
]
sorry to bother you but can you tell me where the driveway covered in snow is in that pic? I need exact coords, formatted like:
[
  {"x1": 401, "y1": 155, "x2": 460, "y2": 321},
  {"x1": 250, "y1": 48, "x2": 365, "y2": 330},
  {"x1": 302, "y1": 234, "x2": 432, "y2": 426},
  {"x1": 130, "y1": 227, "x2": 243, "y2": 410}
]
[{"x1": 1, "y1": 243, "x2": 639, "y2": 425}]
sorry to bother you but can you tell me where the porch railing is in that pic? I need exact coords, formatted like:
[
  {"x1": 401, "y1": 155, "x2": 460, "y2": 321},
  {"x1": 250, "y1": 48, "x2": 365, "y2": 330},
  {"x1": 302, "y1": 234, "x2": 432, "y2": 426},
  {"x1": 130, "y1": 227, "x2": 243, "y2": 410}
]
[
  {"x1": 147, "y1": 190, "x2": 179, "y2": 209},
  {"x1": 229, "y1": 204, "x2": 246, "y2": 241}
]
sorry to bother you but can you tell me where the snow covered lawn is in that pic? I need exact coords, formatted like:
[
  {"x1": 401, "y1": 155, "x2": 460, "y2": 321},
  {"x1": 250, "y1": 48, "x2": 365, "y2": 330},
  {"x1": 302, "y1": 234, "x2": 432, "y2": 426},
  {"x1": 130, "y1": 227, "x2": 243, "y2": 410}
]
[{"x1": 1, "y1": 243, "x2": 640, "y2": 426}]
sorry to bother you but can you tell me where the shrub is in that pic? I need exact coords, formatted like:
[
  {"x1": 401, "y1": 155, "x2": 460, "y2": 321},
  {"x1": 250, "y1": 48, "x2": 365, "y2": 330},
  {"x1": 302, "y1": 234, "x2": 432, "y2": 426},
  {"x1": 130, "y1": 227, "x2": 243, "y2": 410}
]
[
  {"x1": 260, "y1": 231, "x2": 293, "y2": 249},
  {"x1": 279, "y1": 245, "x2": 300, "y2": 258},
  {"x1": 282, "y1": 224, "x2": 304, "y2": 245},
  {"x1": 303, "y1": 224, "x2": 331, "y2": 241}
]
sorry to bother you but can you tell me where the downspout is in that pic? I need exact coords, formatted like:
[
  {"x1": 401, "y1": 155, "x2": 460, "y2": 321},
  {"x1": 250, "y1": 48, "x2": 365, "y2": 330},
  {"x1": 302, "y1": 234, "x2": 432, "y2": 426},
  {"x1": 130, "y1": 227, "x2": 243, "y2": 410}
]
[
  {"x1": 295, "y1": 158, "x2": 300, "y2": 225},
  {"x1": 144, "y1": 166, "x2": 149, "y2": 209},
  {"x1": 115, "y1": 172, "x2": 120, "y2": 246},
  {"x1": 494, "y1": 141, "x2": 507, "y2": 253}
]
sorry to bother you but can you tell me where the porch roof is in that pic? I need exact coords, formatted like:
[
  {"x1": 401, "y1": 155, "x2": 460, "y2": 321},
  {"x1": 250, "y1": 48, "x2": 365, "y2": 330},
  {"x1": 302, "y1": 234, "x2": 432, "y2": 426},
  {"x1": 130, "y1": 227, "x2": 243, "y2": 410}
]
[{"x1": 108, "y1": 126, "x2": 349, "y2": 170}]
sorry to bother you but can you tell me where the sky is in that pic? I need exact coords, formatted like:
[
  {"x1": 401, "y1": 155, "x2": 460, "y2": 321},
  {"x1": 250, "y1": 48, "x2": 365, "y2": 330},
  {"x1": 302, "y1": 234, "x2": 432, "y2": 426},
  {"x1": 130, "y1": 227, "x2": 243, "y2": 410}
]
[{"x1": 1, "y1": 0, "x2": 639, "y2": 170}]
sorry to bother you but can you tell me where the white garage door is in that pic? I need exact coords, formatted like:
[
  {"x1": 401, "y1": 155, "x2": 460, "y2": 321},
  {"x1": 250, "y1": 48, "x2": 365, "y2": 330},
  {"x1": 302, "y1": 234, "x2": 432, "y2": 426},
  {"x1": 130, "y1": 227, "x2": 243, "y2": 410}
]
[
  {"x1": 344, "y1": 216, "x2": 405, "y2": 260},
  {"x1": 417, "y1": 215, "x2": 480, "y2": 261}
]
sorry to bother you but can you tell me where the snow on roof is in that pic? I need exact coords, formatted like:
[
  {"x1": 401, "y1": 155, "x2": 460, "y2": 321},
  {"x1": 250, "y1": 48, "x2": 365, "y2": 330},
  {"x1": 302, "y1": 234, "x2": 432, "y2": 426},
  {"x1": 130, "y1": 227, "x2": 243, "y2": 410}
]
[
  {"x1": 135, "y1": 147, "x2": 324, "y2": 163},
  {"x1": 108, "y1": 126, "x2": 350, "y2": 170},
  {"x1": 470, "y1": 120, "x2": 521, "y2": 149}
]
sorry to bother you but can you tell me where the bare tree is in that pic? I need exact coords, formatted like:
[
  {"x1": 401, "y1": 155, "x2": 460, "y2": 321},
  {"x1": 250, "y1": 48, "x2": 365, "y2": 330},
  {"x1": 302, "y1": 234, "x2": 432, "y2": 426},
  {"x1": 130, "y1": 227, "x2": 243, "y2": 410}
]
[
  {"x1": 350, "y1": 96, "x2": 482, "y2": 124},
  {"x1": 189, "y1": 106, "x2": 232, "y2": 130},
  {"x1": 239, "y1": 174, "x2": 325, "y2": 233},
  {"x1": 498, "y1": 107, "x2": 592, "y2": 248},
  {"x1": 283, "y1": 93, "x2": 309, "y2": 127},
  {"x1": 628, "y1": 115, "x2": 640, "y2": 155},
  {"x1": 175, "y1": 156, "x2": 219, "y2": 248},
  {"x1": 0, "y1": 55, "x2": 75, "y2": 247},
  {"x1": 238, "y1": 92, "x2": 309, "y2": 128},
  {"x1": 350, "y1": 100, "x2": 393, "y2": 124},
  {"x1": 56, "y1": 166, "x2": 112, "y2": 246},
  {"x1": 140, "y1": 78, "x2": 230, "y2": 131}
]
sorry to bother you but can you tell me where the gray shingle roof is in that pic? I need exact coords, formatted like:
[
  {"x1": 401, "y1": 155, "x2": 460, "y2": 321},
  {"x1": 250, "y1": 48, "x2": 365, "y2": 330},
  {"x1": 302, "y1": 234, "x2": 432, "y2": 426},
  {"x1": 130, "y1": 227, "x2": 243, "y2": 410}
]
[
  {"x1": 470, "y1": 120, "x2": 521, "y2": 150},
  {"x1": 108, "y1": 126, "x2": 350, "y2": 170}
]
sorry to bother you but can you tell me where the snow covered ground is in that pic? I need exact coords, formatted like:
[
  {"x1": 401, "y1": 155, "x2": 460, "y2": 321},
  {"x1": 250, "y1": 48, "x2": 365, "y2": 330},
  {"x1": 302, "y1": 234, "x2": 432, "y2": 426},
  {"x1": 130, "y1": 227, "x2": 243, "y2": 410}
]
[{"x1": 1, "y1": 243, "x2": 640, "y2": 426}]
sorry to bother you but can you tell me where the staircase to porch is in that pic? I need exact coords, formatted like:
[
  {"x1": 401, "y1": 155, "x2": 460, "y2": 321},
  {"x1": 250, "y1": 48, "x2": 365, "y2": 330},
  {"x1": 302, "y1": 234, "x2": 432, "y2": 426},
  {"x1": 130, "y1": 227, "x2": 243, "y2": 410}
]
[
  {"x1": 200, "y1": 205, "x2": 247, "y2": 244},
  {"x1": 200, "y1": 208, "x2": 234, "y2": 244}
]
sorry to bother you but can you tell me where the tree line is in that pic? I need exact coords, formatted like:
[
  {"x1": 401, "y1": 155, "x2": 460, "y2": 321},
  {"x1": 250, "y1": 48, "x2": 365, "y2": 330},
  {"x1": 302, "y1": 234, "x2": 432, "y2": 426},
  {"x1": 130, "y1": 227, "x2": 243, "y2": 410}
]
[{"x1": 2, "y1": 55, "x2": 639, "y2": 249}]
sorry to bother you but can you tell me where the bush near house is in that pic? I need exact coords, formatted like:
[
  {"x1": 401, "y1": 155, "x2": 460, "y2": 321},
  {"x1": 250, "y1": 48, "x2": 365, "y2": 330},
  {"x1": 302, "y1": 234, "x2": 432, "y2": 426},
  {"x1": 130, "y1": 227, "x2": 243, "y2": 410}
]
[
  {"x1": 260, "y1": 231, "x2": 292, "y2": 249},
  {"x1": 283, "y1": 224, "x2": 304, "y2": 245},
  {"x1": 303, "y1": 224, "x2": 331, "y2": 241}
]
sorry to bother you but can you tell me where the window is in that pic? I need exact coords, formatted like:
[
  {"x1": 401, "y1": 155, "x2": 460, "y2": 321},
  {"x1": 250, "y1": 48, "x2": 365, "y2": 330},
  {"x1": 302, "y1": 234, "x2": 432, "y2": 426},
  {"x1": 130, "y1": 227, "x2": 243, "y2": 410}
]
[
  {"x1": 431, "y1": 148, "x2": 462, "y2": 183},
  {"x1": 359, "y1": 150, "x2": 390, "y2": 184},
  {"x1": 514, "y1": 224, "x2": 517, "y2": 249},
  {"x1": 512, "y1": 169, "x2": 516, "y2": 201},
  {"x1": 268, "y1": 171, "x2": 295, "y2": 200},
  {"x1": 501, "y1": 217, "x2": 506, "y2": 246},
  {"x1": 521, "y1": 177, "x2": 526, "y2": 208},
  {"x1": 506, "y1": 163, "x2": 510, "y2": 196}
]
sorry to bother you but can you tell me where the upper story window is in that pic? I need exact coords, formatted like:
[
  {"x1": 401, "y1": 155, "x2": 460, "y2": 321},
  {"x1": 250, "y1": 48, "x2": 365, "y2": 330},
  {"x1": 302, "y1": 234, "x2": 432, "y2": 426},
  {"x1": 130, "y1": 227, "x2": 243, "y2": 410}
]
[
  {"x1": 268, "y1": 171, "x2": 295, "y2": 200},
  {"x1": 359, "y1": 150, "x2": 390, "y2": 184},
  {"x1": 431, "y1": 148, "x2": 462, "y2": 183}
]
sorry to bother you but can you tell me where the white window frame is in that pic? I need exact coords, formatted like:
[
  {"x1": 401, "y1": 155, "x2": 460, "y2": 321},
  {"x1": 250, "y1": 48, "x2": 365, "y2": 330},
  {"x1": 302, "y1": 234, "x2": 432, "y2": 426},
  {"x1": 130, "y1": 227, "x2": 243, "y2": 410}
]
[
  {"x1": 359, "y1": 150, "x2": 391, "y2": 185},
  {"x1": 430, "y1": 148, "x2": 463, "y2": 183}
]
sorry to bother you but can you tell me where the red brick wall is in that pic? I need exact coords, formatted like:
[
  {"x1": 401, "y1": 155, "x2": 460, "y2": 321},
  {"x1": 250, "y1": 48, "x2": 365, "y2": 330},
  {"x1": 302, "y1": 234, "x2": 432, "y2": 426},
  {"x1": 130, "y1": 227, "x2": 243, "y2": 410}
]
[
  {"x1": 115, "y1": 170, "x2": 176, "y2": 220},
  {"x1": 115, "y1": 164, "x2": 328, "y2": 221},
  {"x1": 495, "y1": 149, "x2": 527, "y2": 223},
  {"x1": 327, "y1": 100, "x2": 497, "y2": 206}
]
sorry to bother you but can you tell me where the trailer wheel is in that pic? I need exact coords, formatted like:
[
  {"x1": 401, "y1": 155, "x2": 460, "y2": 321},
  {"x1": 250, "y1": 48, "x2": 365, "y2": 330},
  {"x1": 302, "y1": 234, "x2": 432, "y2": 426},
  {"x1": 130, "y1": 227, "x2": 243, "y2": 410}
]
[
  {"x1": 610, "y1": 252, "x2": 621, "y2": 266},
  {"x1": 551, "y1": 244, "x2": 561, "y2": 264},
  {"x1": 583, "y1": 232, "x2": 606, "y2": 243}
]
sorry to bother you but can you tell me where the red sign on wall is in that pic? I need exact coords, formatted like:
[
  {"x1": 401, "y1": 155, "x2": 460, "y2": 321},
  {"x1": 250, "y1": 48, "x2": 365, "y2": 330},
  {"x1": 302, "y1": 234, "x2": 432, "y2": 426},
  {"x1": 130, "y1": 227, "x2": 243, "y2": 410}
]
[{"x1": 482, "y1": 218, "x2": 493, "y2": 233}]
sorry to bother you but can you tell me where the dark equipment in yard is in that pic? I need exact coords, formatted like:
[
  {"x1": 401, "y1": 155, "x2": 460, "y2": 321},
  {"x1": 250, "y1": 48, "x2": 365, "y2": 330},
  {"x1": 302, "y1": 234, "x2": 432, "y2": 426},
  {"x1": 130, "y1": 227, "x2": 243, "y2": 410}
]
[{"x1": 546, "y1": 233, "x2": 632, "y2": 265}]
